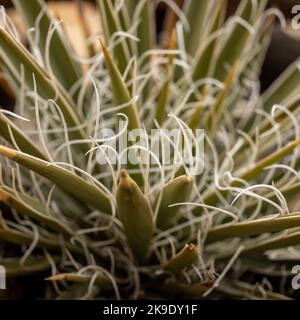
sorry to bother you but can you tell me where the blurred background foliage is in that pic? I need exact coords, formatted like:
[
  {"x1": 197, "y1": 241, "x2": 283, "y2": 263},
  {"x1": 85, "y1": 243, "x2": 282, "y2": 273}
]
[{"x1": 1, "y1": 0, "x2": 300, "y2": 107}]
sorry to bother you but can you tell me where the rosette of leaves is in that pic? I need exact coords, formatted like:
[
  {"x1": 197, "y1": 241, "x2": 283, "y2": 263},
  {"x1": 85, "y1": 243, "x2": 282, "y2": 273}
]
[{"x1": 0, "y1": 0, "x2": 299, "y2": 300}]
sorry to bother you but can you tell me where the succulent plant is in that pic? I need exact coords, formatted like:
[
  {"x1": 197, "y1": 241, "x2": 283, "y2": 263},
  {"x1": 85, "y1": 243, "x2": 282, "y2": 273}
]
[{"x1": 0, "y1": 0, "x2": 300, "y2": 299}]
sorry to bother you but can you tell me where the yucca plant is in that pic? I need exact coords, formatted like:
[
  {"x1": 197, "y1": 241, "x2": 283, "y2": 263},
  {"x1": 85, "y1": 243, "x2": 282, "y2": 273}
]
[{"x1": 0, "y1": 0, "x2": 300, "y2": 299}]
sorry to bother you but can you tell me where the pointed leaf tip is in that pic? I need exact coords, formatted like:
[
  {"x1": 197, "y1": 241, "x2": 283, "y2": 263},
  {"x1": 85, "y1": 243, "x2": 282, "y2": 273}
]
[
  {"x1": 99, "y1": 37, "x2": 141, "y2": 130},
  {"x1": 117, "y1": 170, "x2": 154, "y2": 263},
  {"x1": 0, "y1": 188, "x2": 9, "y2": 201},
  {"x1": 0, "y1": 146, "x2": 111, "y2": 213},
  {"x1": 156, "y1": 175, "x2": 193, "y2": 229},
  {"x1": 0, "y1": 145, "x2": 16, "y2": 159},
  {"x1": 164, "y1": 243, "x2": 199, "y2": 274},
  {"x1": 98, "y1": 38, "x2": 108, "y2": 56},
  {"x1": 119, "y1": 169, "x2": 130, "y2": 184}
]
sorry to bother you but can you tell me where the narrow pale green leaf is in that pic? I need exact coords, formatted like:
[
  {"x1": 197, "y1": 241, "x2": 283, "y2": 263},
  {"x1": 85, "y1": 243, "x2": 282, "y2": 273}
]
[
  {"x1": 191, "y1": 0, "x2": 227, "y2": 82},
  {"x1": 213, "y1": 0, "x2": 267, "y2": 82},
  {"x1": 235, "y1": 92, "x2": 300, "y2": 169},
  {"x1": 0, "y1": 185, "x2": 74, "y2": 236},
  {"x1": 188, "y1": 86, "x2": 208, "y2": 131},
  {"x1": 203, "y1": 63, "x2": 237, "y2": 136},
  {"x1": 0, "y1": 114, "x2": 47, "y2": 159},
  {"x1": 0, "y1": 146, "x2": 112, "y2": 213},
  {"x1": 155, "y1": 31, "x2": 176, "y2": 126},
  {"x1": 155, "y1": 175, "x2": 193, "y2": 229},
  {"x1": 13, "y1": 0, "x2": 82, "y2": 93},
  {"x1": 243, "y1": 182, "x2": 300, "y2": 215},
  {"x1": 134, "y1": 0, "x2": 155, "y2": 102},
  {"x1": 239, "y1": 139, "x2": 300, "y2": 181},
  {"x1": 0, "y1": 27, "x2": 87, "y2": 145},
  {"x1": 193, "y1": 139, "x2": 300, "y2": 214},
  {"x1": 254, "y1": 93, "x2": 300, "y2": 137},
  {"x1": 207, "y1": 213, "x2": 300, "y2": 243},
  {"x1": 101, "y1": 41, "x2": 140, "y2": 130},
  {"x1": 156, "y1": 75, "x2": 171, "y2": 126},
  {"x1": 224, "y1": 16, "x2": 274, "y2": 132},
  {"x1": 0, "y1": 116, "x2": 89, "y2": 220},
  {"x1": 240, "y1": 257, "x2": 296, "y2": 277},
  {"x1": 262, "y1": 58, "x2": 300, "y2": 111},
  {"x1": 46, "y1": 273, "x2": 110, "y2": 287},
  {"x1": 164, "y1": 244, "x2": 199, "y2": 274},
  {"x1": 116, "y1": 170, "x2": 154, "y2": 263},
  {"x1": 135, "y1": 0, "x2": 155, "y2": 61},
  {"x1": 244, "y1": 230, "x2": 300, "y2": 254},
  {"x1": 183, "y1": 0, "x2": 213, "y2": 56},
  {"x1": 126, "y1": 0, "x2": 136, "y2": 19},
  {"x1": 0, "y1": 255, "x2": 60, "y2": 277},
  {"x1": 278, "y1": 182, "x2": 300, "y2": 201},
  {"x1": 97, "y1": 0, "x2": 129, "y2": 73},
  {"x1": 0, "y1": 227, "x2": 62, "y2": 250}
]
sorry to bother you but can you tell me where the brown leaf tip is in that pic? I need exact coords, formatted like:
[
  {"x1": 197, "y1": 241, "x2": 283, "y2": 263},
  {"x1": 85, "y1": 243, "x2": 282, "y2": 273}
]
[
  {"x1": 182, "y1": 176, "x2": 193, "y2": 184},
  {"x1": 119, "y1": 169, "x2": 132, "y2": 189},
  {"x1": 45, "y1": 273, "x2": 68, "y2": 281},
  {"x1": 98, "y1": 38, "x2": 110, "y2": 58},
  {"x1": 0, "y1": 189, "x2": 9, "y2": 201},
  {"x1": 0, "y1": 146, "x2": 16, "y2": 159},
  {"x1": 186, "y1": 243, "x2": 197, "y2": 252},
  {"x1": 120, "y1": 169, "x2": 128, "y2": 179}
]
